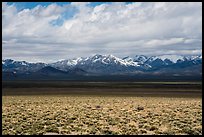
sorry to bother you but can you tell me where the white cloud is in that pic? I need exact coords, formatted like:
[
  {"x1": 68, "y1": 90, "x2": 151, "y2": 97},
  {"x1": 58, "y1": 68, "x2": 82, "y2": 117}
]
[
  {"x1": 145, "y1": 38, "x2": 185, "y2": 47},
  {"x1": 2, "y1": 2, "x2": 202, "y2": 62}
]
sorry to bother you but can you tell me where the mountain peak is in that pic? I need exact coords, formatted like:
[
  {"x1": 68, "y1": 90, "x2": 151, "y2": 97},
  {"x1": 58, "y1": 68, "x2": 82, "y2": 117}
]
[
  {"x1": 91, "y1": 54, "x2": 104, "y2": 59},
  {"x1": 2, "y1": 59, "x2": 14, "y2": 64},
  {"x1": 148, "y1": 54, "x2": 185, "y2": 63},
  {"x1": 2, "y1": 54, "x2": 202, "y2": 76}
]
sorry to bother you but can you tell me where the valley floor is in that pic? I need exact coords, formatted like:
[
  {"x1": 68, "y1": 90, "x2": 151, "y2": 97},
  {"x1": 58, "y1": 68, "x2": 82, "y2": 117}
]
[
  {"x1": 2, "y1": 81, "x2": 202, "y2": 135},
  {"x1": 2, "y1": 95, "x2": 202, "y2": 135}
]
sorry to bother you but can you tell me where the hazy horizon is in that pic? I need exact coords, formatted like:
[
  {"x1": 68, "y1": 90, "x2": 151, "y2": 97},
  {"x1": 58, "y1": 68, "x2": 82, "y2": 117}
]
[{"x1": 2, "y1": 53, "x2": 202, "y2": 63}]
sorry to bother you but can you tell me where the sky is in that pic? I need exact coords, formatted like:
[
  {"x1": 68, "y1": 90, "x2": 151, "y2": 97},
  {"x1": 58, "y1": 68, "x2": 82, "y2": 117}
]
[{"x1": 2, "y1": 2, "x2": 202, "y2": 63}]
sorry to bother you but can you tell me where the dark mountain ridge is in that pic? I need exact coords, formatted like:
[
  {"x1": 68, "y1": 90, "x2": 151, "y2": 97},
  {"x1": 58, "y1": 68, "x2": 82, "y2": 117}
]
[{"x1": 2, "y1": 54, "x2": 202, "y2": 81}]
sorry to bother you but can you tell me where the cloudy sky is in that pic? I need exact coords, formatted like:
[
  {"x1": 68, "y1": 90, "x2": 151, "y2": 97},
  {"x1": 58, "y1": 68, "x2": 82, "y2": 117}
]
[{"x1": 2, "y1": 2, "x2": 202, "y2": 63}]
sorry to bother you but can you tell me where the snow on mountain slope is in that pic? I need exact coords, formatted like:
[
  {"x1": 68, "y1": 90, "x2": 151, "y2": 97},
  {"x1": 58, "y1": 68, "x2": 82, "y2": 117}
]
[
  {"x1": 123, "y1": 55, "x2": 149, "y2": 64},
  {"x1": 84, "y1": 54, "x2": 140, "y2": 67},
  {"x1": 2, "y1": 54, "x2": 202, "y2": 75},
  {"x1": 149, "y1": 55, "x2": 202, "y2": 63},
  {"x1": 67, "y1": 57, "x2": 83, "y2": 66},
  {"x1": 2, "y1": 59, "x2": 30, "y2": 69},
  {"x1": 2, "y1": 59, "x2": 47, "y2": 72},
  {"x1": 122, "y1": 56, "x2": 134, "y2": 62},
  {"x1": 133, "y1": 55, "x2": 149, "y2": 63},
  {"x1": 51, "y1": 57, "x2": 83, "y2": 71},
  {"x1": 185, "y1": 55, "x2": 202, "y2": 61},
  {"x1": 73, "y1": 54, "x2": 141, "y2": 74},
  {"x1": 155, "y1": 55, "x2": 185, "y2": 63},
  {"x1": 148, "y1": 55, "x2": 180, "y2": 63}
]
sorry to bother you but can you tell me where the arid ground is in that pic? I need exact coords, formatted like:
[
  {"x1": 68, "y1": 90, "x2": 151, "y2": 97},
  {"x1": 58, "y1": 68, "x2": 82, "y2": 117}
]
[{"x1": 2, "y1": 81, "x2": 202, "y2": 135}]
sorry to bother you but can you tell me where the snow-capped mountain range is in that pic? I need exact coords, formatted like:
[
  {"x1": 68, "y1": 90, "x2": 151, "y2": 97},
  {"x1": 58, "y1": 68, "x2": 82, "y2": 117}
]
[{"x1": 2, "y1": 54, "x2": 202, "y2": 77}]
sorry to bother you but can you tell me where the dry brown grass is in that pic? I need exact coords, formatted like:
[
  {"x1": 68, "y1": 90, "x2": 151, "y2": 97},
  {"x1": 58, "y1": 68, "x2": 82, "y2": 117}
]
[{"x1": 2, "y1": 95, "x2": 202, "y2": 135}]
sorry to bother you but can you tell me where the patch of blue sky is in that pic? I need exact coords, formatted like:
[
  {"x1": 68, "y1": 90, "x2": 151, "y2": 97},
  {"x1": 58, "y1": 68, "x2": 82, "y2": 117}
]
[
  {"x1": 7, "y1": 2, "x2": 105, "y2": 10},
  {"x1": 50, "y1": 5, "x2": 78, "y2": 27},
  {"x1": 50, "y1": 11, "x2": 76, "y2": 27},
  {"x1": 7, "y1": 2, "x2": 70, "y2": 10},
  {"x1": 50, "y1": 18, "x2": 64, "y2": 27},
  {"x1": 7, "y1": 2, "x2": 133, "y2": 11}
]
